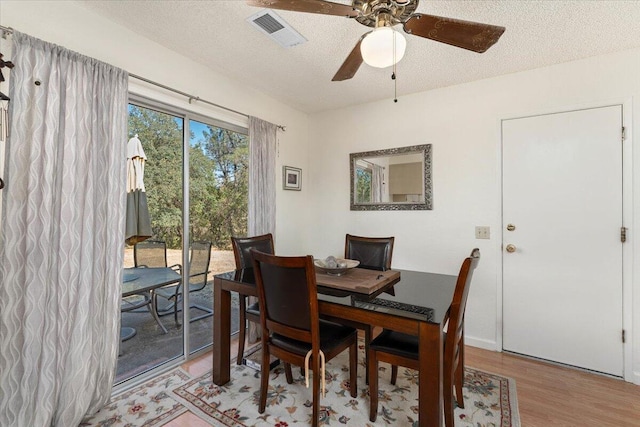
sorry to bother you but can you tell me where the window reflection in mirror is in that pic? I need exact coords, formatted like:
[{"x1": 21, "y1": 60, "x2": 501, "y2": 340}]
[{"x1": 350, "y1": 144, "x2": 432, "y2": 211}]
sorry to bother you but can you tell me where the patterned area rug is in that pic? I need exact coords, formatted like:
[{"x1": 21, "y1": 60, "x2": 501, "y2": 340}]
[
  {"x1": 81, "y1": 346, "x2": 520, "y2": 427},
  {"x1": 80, "y1": 368, "x2": 191, "y2": 426}
]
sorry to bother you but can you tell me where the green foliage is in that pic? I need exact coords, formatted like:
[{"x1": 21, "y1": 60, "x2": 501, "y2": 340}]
[
  {"x1": 128, "y1": 105, "x2": 248, "y2": 250},
  {"x1": 355, "y1": 167, "x2": 372, "y2": 203}
]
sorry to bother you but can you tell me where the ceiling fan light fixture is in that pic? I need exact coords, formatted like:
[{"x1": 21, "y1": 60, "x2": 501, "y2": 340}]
[{"x1": 360, "y1": 26, "x2": 406, "y2": 68}]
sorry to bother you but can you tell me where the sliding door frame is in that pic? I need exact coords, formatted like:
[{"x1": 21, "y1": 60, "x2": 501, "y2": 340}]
[{"x1": 114, "y1": 93, "x2": 247, "y2": 393}]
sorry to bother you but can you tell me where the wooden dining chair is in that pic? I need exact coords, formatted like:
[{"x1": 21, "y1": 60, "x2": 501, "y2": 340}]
[
  {"x1": 326, "y1": 233, "x2": 395, "y2": 380},
  {"x1": 231, "y1": 233, "x2": 275, "y2": 365},
  {"x1": 251, "y1": 250, "x2": 358, "y2": 427},
  {"x1": 345, "y1": 234, "x2": 395, "y2": 271},
  {"x1": 368, "y1": 248, "x2": 480, "y2": 427}
]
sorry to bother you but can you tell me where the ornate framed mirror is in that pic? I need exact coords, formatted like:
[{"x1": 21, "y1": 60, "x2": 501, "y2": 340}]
[{"x1": 350, "y1": 144, "x2": 432, "y2": 211}]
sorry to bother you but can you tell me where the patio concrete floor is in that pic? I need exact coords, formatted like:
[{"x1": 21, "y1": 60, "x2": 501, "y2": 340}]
[
  {"x1": 116, "y1": 281, "x2": 241, "y2": 384},
  {"x1": 117, "y1": 248, "x2": 238, "y2": 383}
]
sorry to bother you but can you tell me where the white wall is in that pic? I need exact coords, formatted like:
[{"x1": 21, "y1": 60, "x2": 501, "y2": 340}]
[
  {"x1": 307, "y1": 48, "x2": 640, "y2": 383},
  {"x1": 0, "y1": 0, "x2": 311, "y2": 255}
]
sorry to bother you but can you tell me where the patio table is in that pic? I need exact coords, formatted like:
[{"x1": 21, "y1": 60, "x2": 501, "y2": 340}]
[
  {"x1": 121, "y1": 267, "x2": 182, "y2": 335},
  {"x1": 213, "y1": 267, "x2": 457, "y2": 427}
]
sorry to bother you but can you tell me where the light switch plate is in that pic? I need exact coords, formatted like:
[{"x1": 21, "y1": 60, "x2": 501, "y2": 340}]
[{"x1": 475, "y1": 226, "x2": 490, "y2": 239}]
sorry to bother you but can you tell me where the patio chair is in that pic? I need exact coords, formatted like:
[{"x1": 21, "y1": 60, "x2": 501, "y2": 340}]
[
  {"x1": 368, "y1": 248, "x2": 480, "y2": 426},
  {"x1": 134, "y1": 239, "x2": 181, "y2": 271},
  {"x1": 231, "y1": 233, "x2": 275, "y2": 365},
  {"x1": 251, "y1": 250, "x2": 357, "y2": 427},
  {"x1": 126, "y1": 239, "x2": 181, "y2": 314},
  {"x1": 154, "y1": 241, "x2": 213, "y2": 325}
]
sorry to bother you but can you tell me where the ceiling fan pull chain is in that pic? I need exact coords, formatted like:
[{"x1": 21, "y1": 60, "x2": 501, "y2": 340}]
[{"x1": 393, "y1": 30, "x2": 398, "y2": 103}]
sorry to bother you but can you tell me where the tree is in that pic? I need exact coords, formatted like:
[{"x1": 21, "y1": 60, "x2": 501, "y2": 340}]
[
  {"x1": 198, "y1": 126, "x2": 248, "y2": 249},
  {"x1": 356, "y1": 167, "x2": 372, "y2": 203},
  {"x1": 128, "y1": 105, "x2": 249, "y2": 250}
]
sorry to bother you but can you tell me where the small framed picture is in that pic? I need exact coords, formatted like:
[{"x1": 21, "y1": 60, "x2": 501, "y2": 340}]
[{"x1": 283, "y1": 166, "x2": 302, "y2": 191}]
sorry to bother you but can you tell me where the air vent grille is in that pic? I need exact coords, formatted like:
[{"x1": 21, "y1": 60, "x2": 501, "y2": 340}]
[
  {"x1": 247, "y1": 9, "x2": 307, "y2": 48},
  {"x1": 253, "y1": 14, "x2": 285, "y2": 34}
]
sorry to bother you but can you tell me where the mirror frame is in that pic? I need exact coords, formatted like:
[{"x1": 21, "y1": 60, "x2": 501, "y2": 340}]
[{"x1": 350, "y1": 144, "x2": 432, "y2": 211}]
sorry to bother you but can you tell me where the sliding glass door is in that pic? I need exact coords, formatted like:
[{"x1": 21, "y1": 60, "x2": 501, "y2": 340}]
[{"x1": 116, "y1": 99, "x2": 248, "y2": 384}]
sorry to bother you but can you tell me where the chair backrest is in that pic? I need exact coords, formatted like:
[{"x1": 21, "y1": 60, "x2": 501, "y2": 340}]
[
  {"x1": 134, "y1": 239, "x2": 168, "y2": 268},
  {"x1": 344, "y1": 234, "x2": 395, "y2": 271},
  {"x1": 251, "y1": 250, "x2": 318, "y2": 345},
  {"x1": 231, "y1": 233, "x2": 275, "y2": 269},
  {"x1": 188, "y1": 241, "x2": 212, "y2": 290},
  {"x1": 445, "y1": 248, "x2": 480, "y2": 363}
]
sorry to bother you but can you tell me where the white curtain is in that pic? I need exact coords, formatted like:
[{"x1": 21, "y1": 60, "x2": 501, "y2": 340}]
[
  {"x1": 248, "y1": 116, "x2": 276, "y2": 236},
  {"x1": 0, "y1": 32, "x2": 128, "y2": 426},
  {"x1": 247, "y1": 116, "x2": 277, "y2": 342},
  {"x1": 371, "y1": 164, "x2": 384, "y2": 203}
]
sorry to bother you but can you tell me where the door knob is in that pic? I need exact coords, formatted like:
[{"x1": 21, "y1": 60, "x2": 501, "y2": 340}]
[
  {"x1": 505, "y1": 244, "x2": 516, "y2": 253},
  {"x1": 506, "y1": 224, "x2": 516, "y2": 231}
]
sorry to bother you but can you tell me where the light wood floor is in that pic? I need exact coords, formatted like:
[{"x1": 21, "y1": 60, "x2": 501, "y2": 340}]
[{"x1": 163, "y1": 335, "x2": 640, "y2": 427}]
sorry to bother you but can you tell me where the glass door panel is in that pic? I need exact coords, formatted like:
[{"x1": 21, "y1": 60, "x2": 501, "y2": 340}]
[
  {"x1": 187, "y1": 119, "x2": 248, "y2": 354},
  {"x1": 117, "y1": 103, "x2": 184, "y2": 383}
]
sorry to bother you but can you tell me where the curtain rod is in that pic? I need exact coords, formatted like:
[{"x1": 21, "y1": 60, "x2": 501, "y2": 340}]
[
  {"x1": 130, "y1": 73, "x2": 286, "y2": 131},
  {"x1": 0, "y1": 24, "x2": 286, "y2": 131}
]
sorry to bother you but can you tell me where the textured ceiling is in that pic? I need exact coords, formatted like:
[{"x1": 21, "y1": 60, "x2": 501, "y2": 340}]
[{"x1": 78, "y1": 0, "x2": 640, "y2": 113}]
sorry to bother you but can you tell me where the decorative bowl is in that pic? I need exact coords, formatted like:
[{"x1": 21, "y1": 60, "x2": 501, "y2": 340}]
[{"x1": 314, "y1": 258, "x2": 360, "y2": 276}]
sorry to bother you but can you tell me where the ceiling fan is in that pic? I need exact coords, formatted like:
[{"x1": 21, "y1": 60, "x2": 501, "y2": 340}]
[{"x1": 247, "y1": 0, "x2": 505, "y2": 81}]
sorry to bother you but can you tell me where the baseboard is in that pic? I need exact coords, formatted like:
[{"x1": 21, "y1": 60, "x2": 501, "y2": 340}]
[
  {"x1": 465, "y1": 336, "x2": 498, "y2": 351},
  {"x1": 630, "y1": 370, "x2": 640, "y2": 385}
]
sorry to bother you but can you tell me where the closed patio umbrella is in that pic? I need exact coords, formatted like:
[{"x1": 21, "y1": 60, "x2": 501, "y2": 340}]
[{"x1": 125, "y1": 134, "x2": 152, "y2": 245}]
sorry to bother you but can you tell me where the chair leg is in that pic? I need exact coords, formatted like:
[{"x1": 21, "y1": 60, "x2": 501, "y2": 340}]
[
  {"x1": 259, "y1": 342, "x2": 270, "y2": 413},
  {"x1": 311, "y1": 354, "x2": 320, "y2": 427},
  {"x1": 173, "y1": 296, "x2": 180, "y2": 325},
  {"x1": 284, "y1": 362, "x2": 294, "y2": 384},
  {"x1": 444, "y1": 371, "x2": 454, "y2": 427},
  {"x1": 237, "y1": 296, "x2": 247, "y2": 365},
  {"x1": 349, "y1": 341, "x2": 357, "y2": 398},
  {"x1": 368, "y1": 348, "x2": 378, "y2": 422},
  {"x1": 390, "y1": 365, "x2": 398, "y2": 385}
]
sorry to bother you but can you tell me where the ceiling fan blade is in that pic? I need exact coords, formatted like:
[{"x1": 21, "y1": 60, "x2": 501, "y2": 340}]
[
  {"x1": 332, "y1": 35, "x2": 367, "y2": 81},
  {"x1": 403, "y1": 13, "x2": 505, "y2": 53},
  {"x1": 247, "y1": 0, "x2": 358, "y2": 18}
]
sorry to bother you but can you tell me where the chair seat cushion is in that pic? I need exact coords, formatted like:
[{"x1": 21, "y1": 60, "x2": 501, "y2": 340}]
[
  {"x1": 370, "y1": 329, "x2": 420, "y2": 360},
  {"x1": 271, "y1": 320, "x2": 356, "y2": 356},
  {"x1": 246, "y1": 301, "x2": 260, "y2": 317}
]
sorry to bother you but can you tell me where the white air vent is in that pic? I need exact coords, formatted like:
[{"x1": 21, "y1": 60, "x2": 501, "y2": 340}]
[{"x1": 247, "y1": 9, "x2": 307, "y2": 48}]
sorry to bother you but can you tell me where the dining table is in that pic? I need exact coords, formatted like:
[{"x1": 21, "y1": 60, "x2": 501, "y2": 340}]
[
  {"x1": 121, "y1": 267, "x2": 182, "y2": 336},
  {"x1": 213, "y1": 266, "x2": 457, "y2": 427}
]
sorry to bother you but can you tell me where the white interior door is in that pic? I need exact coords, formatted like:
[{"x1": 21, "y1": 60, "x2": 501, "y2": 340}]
[{"x1": 502, "y1": 105, "x2": 624, "y2": 377}]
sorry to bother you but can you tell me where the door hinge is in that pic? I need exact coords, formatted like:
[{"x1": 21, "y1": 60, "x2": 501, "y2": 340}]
[
  {"x1": 622, "y1": 126, "x2": 626, "y2": 141},
  {"x1": 621, "y1": 227, "x2": 627, "y2": 243},
  {"x1": 622, "y1": 329, "x2": 626, "y2": 343}
]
